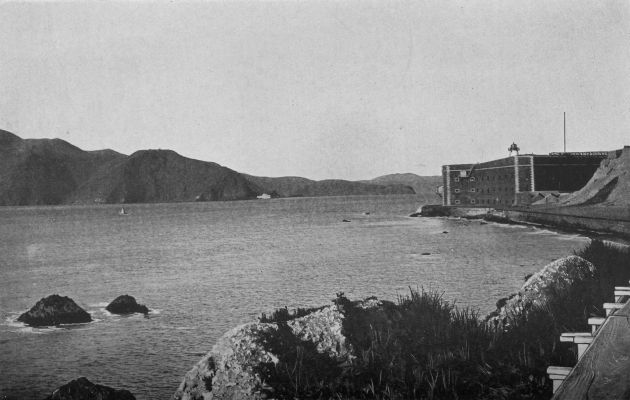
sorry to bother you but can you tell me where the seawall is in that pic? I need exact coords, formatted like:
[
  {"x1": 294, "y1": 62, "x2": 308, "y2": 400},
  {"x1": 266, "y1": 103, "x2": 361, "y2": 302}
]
[
  {"x1": 417, "y1": 204, "x2": 493, "y2": 218},
  {"x1": 497, "y1": 207, "x2": 630, "y2": 238},
  {"x1": 418, "y1": 204, "x2": 630, "y2": 238}
]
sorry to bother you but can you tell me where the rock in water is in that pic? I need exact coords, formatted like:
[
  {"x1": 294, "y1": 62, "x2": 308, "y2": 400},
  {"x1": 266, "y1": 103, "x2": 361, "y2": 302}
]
[
  {"x1": 106, "y1": 295, "x2": 149, "y2": 315},
  {"x1": 44, "y1": 377, "x2": 135, "y2": 400},
  {"x1": 17, "y1": 295, "x2": 92, "y2": 327}
]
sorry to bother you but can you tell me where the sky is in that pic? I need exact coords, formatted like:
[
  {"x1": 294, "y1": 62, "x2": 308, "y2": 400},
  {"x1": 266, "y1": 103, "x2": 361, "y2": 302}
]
[{"x1": 1, "y1": 1, "x2": 629, "y2": 180}]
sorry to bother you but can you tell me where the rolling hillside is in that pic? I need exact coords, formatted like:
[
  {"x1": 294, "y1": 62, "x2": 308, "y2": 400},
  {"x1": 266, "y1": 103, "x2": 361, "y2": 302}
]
[
  {"x1": 0, "y1": 130, "x2": 125, "y2": 205},
  {"x1": 242, "y1": 175, "x2": 416, "y2": 197},
  {"x1": 0, "y1": 130, "x2": 431, "y2": 205},
  {"x1": 70, "y1": 150, "x2": 263, "y2": 204},
  {"x1": 559, "y1": 147, "x2": 630, "y2": 207}
]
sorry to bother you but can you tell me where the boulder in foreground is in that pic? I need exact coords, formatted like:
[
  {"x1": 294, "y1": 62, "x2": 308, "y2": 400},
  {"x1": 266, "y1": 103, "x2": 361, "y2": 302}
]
[
  {"x1": 106, "y1": 295, "x2": 149, "y2": 315},
  {"x1": 44, "y1": 377, "x2": 135, "y2": 400},
  {"x1": 172, "y1": 298, "x2": 379, "y2": 400},
  {"x1": 17, "y1": 295, "x2": 92, "y2": 327},
  {"x1": 487, "y1": 255, "x2": 596, "y2": 328}
]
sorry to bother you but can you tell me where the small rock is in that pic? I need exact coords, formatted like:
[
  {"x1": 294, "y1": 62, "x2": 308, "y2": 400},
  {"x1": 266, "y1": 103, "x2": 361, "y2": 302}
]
[
  {"x1": 44, "y1": 377, "x2": 135, "y2": 400},
  {"x1": 17, "y1": 295, "x2": 92, "y2": 327},
  {"x1": 442, "y1": 231, "x2": 449, "y2": 234},
  {"x1": 409, "y1": 212, "x2": 421, "y2": 217},
  {"x1": 421, "y1": 252, "x2": 431, "y2": 255},
  {"x1": 106, "y1": 295, "x2": 149, "y2": 315},
  {"x1": 342, "y1": 219, "x2": 351, "y2": 222}
]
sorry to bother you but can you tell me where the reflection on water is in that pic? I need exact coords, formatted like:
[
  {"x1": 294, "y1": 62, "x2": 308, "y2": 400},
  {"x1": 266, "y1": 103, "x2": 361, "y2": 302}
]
[{"x1": 0, "y1": 195, "x2": 589, "y2": 399}]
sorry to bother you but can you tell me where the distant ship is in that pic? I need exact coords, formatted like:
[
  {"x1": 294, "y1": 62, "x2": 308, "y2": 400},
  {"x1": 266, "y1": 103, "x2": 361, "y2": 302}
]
[
  {"x1": 119, "y1": 207, "x2": 129, "y2": 215},
  {"x1": 256, "y1": 193, "x2": 271, "y2": 200}
]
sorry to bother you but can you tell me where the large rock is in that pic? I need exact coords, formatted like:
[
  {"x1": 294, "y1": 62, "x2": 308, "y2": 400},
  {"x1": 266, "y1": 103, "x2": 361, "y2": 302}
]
[
  {"x1": 172, "y1": 299, "x2": 380, "y2": 400},
  {"x1": 17, "y1": 295, "x2": 92, "y2": 327},
  {"x1": 106, "y1": 295, "x2": 149, "y2": 315},
  {"x1": 43, "y1": 377, "x2": 135, "y2": 400},
  {"x1": 487, "y1": 255, "x2": 596, "y2": 328}
]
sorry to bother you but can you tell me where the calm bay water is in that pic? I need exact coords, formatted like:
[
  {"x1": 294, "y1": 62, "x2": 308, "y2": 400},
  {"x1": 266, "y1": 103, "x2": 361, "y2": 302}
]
[{"x1": 0, "y1": 195, "x2": 589, "y2": 399}]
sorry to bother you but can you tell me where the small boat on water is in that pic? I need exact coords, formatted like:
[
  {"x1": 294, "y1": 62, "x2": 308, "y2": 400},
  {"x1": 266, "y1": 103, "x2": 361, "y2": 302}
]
[
  {"x1": 256, "y1": 193, "x2": 271, "y2": 200},
  {"x1": 119, "y1": 207, "x2": 129, "y2": 215}
]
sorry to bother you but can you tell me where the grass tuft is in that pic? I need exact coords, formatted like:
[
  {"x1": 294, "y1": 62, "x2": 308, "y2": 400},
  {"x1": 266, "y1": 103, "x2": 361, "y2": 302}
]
[{"x1": 259, "y1": 305, "x2": 324, "y2": 324}]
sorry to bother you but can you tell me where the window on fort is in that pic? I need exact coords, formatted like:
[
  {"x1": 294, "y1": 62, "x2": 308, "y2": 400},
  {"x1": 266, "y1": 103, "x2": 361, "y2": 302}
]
[
  {"x1": 470, "y1": 199, "x2": 476, "y2": 204},
  {"x1": 454, "y1": 200, "x2": 460, "y2": 204},
  {"x1": 454, "y1": 188, "x2": 460, "y2": 193},
  {"x1": 454, "y1": 177, "x2": 459, "y2": 182},
  {"x1": 470, "y1": 188, "x2": 476, "y2": 192},
  {"x1": 470, "y1": 177, "x2": 476, "y2": 182}
]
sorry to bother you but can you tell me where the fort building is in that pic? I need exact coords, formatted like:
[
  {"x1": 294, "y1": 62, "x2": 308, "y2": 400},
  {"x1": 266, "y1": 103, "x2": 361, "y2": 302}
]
[{"x1": 441, "y1": 144, "x2": 608, "y2": 207}]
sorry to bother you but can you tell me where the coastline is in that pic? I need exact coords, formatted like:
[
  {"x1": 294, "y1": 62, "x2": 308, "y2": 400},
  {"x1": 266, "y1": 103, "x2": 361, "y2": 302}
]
[{"x1": 414, "y1": 204, "x2": 630, "y2": 246}]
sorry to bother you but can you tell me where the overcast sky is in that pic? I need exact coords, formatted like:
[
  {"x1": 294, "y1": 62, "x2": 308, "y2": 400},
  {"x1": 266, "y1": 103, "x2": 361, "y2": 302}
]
[{"x1": 1, "y1": 1, "x2": 629, "y2": 180}]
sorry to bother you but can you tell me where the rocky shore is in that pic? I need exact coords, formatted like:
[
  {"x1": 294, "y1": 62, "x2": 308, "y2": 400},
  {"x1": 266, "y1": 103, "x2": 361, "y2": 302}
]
[{"x1": 171, "y1": 241, "x2": 629, "y2": 400}]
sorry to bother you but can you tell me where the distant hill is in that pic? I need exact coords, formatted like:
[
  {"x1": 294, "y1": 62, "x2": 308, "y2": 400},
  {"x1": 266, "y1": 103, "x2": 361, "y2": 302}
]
[
  {"x1": 0, "y1": 130, "x2": 425, "y2": 206},
  {"x1": 0, "y1": 130, "x2": 262, "y2": 205},
  {"x1": 362, "y1": 173, "x2": 442, "y2": 203},
  {"x1": 0, "y1": 129, "x2": 125, "y2": 205},
  {"x1": 287, "y1": 179, "x2": 414, "y2": 197},
  {"x1": 241, "y1": 175, "x2": 315, "y2": 197},
  {"x1": 242, "y1": 175, "x2": 416, "y2": 197},
  {"x1": 70, "y1": 150, "x2": 263, "y2": 204}
]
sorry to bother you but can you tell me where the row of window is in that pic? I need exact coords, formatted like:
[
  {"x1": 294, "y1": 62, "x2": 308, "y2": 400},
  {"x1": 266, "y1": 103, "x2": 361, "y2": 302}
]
[
  {"x1": 453, "y1": 198, "x2": 511, "y2": 205},
  {"x1": 453, "y1": 174, "x2": 517, "y2": 182},
  {"x1": 453, "y1": 187, "x2": 513, "y2": 193}
]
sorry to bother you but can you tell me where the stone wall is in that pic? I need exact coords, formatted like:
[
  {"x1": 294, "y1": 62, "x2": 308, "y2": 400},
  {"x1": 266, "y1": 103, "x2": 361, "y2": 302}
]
[{"x1": 498, "y1": 208, "x2": 630, "y2": 237}]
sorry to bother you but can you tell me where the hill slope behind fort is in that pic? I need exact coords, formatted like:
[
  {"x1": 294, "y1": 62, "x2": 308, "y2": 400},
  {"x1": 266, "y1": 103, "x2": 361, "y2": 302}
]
[{"x1": 559, "y1": 146, "x2": 630, "y2": 207}]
